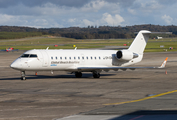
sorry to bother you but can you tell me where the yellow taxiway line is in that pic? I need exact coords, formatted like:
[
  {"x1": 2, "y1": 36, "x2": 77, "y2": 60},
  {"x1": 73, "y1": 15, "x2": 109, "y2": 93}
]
[{"x1": 104, "y1": 89, "x2": 177, "y2": 106}]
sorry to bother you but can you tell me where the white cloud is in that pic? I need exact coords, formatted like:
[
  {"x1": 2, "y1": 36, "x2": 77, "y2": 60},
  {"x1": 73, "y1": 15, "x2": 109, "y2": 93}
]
[
  {"x1": 132, "y1": 0, "x2": 163, "y2": 14},
  {"x1": 0, "y1": 13, "x2": 64, "y2": 28},
  {"x1": 0, "y1": 0, "x2": 124, "y2": 28},
  {"x1": 82, "y1": 0, "x2": 106, "y2": 12},
  {"x1": 83, "y1": 19, "x2": 94, "y2": 26},
  {"x1": 0, "y1": 0, "x2": 177, "y2": 28},
  {"x1": 128, "y1": 8, "x2": 136, "y2": 15},
  {"x1": 0, "y1": 14, "x2": 14, "y2": 24},
  {"x1": 101, "y1": 13, "x2": 124, "y2": 26},
  {"x1": 161, "y1": 15, "x2": 173, "y2": 25},
  {"x1": 68, "y1": 18, "x2": 76, "y2": 23}
]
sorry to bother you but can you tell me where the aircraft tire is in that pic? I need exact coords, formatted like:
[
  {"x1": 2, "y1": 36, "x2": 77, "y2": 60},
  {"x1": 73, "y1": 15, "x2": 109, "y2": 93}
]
[
  {"x1": 75, "y1": 72, "x2": 82, "y2": 78},
  {"x1": 93, "y1": 73, "x2": 100, "y2": 78},
  {"x1": 21, "y1": 77, "x2": 26, "y2": 80}
]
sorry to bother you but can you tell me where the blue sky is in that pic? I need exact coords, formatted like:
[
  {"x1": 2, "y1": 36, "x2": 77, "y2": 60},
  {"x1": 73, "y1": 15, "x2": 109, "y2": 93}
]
[{"x1": 0, "y1": 0, "x2": 176, "y2": 28}]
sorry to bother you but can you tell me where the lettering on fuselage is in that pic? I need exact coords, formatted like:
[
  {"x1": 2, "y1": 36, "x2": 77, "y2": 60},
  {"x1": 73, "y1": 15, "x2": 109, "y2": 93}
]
[
  {"x1": 103, "y1": 56, "x2": 112, "y2": 59},
  {"x1": 51, "y1": 61, "x2": 80, "y2": 64}
]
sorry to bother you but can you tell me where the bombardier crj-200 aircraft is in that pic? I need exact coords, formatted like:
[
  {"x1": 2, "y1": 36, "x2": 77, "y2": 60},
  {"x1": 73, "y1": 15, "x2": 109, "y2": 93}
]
[{"x1": 10, "y1": 30, "x2": 168, "y2": 80}]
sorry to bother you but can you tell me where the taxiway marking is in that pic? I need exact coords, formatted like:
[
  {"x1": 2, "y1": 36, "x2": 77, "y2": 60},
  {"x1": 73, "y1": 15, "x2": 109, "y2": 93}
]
[{"x1": 104, "y1": 89, "x2": 177, "y2": 106}]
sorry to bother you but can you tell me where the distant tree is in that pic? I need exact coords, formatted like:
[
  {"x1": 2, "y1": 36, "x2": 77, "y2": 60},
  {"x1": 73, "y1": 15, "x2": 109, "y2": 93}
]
[{"x1": 1, "y1": 25, "x2": 177, "y2": 39}]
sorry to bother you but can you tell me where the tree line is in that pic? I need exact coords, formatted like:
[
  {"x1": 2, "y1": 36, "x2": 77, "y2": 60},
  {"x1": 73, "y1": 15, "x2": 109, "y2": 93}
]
[
  {"x1": 0, "y1": 32, "x2": 43, "y2": 39},
  {"x1": 0, "y1": 24, "x2": 177, "y2": 39}
]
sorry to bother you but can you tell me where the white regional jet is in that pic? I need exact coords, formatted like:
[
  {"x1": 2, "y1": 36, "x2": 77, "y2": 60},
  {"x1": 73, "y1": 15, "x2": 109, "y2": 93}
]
[{"x1": 10, "y1": 30, "x2": 168, "y2": 80}]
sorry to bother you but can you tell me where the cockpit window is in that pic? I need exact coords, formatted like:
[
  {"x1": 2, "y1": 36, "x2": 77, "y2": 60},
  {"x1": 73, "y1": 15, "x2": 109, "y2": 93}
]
[
  {"x1": 21, "y1": 54, "x2": 30, "y2": 58},
  {"x1": 30, "y1": 54, "x2": 37, "y2": 57},
  {"x1": 21, "y1": 54, "x2": 37, "y2": 58}
]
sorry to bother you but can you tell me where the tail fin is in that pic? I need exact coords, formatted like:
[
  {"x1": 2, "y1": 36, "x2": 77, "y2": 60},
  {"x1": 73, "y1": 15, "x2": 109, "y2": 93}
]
[{"x1": 128, "y1": 30, "x2": 151, "y2": 54}]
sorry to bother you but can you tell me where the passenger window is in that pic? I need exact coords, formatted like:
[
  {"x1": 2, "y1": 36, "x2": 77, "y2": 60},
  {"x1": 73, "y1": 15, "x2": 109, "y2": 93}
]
[
  {"x1": 65, "y1": 57, "x2": 67, "y2": 60},
  {"x1": 86, "y1": 57, "x2": 88, "y2": 59},
  {"x1": 74, "y1": 57, "x2": 76, "y2": 59},
  {"x1": 82, "y1": 57, "x2": 84, "y2": 59},
  {"x1": 78, "y1": 57, "x2": 80, "y2": 59},
  {"x1": 51, "y1": 57, "x2": 53, "y2": 60},
  {"x1": 99, "y1": 57, "x2": 101, "y2": 59},
  {"x1": 60, "y1": 57, "x2": 62, "y2": 60},
  {"x1": 95, "y1": 57, "x2": 96, "y2": 59},
  {"x1": 69, "y1": 57, "x2": 71, "y2": 59},
  {"x1": 91, "y1": 57, "x2": 92, "y2": 59},
  {"x1": 56, "y1": 57, "x2": 57, "y2": 59}
]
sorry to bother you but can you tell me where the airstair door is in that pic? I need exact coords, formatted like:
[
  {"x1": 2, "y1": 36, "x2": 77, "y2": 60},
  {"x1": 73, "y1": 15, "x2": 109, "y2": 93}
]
[{"x1": 40, "y1": 51, "x2": 49, "y2": 67}]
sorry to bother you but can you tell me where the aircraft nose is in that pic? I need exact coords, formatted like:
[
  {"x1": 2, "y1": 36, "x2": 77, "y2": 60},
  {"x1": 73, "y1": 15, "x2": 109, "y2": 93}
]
[
  {"x1": 10, "y1": 59, "x2": 21, "y2": 70},
  {"x1": 10, "y1": 61, "x2": 18, "y2": 69}
]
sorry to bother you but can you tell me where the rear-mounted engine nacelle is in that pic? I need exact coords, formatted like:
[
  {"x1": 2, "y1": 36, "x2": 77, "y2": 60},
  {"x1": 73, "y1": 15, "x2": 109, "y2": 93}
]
[{"x1": 116, "y1": 50, "x2": 138, "y2": 61}]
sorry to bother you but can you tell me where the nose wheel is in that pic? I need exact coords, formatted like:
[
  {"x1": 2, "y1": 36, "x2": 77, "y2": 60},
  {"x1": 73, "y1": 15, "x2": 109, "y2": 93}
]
[{"x1": 21, "y1": 71, "x2": 26, "y2": 80}]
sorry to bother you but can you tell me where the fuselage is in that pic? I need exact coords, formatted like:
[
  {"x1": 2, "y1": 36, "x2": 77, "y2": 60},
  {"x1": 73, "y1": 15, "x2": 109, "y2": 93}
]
[
  {"x1": 10, "y1": 30, "x2": 152, "y2": 80},
  {"x1": 10, "y1": 49, "x2": 143, "y2": 72}
]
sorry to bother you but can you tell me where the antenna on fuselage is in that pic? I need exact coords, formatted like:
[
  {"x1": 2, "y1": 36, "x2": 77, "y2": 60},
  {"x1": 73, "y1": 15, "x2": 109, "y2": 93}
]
[
  {"x1": 46, "y1": 47, "x2": 49, "y2": 50},
  {"x1": 74, "y1": 47, "x2": 77, "y2": 50}
]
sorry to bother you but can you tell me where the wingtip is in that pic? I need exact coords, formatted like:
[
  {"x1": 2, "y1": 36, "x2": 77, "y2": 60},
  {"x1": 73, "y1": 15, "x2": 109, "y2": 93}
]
[
  {"x1": 165, "y1": 57, "x2": 168, "y2": 61},
  {"x1": 159, "y1": 57, "x2": 168, "y2": 68}
]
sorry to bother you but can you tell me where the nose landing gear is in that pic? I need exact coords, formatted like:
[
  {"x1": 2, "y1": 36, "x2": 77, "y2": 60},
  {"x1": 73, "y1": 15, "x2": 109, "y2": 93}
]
[{"x1": 21, "y1": 71, "x2": 26, "y2": 80}]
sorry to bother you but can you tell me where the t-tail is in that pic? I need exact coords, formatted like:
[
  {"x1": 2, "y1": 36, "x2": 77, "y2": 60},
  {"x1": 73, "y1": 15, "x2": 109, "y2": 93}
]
[
  {"x1": 128, "y1": 30, "x2": 151, "y2": 54},
  {"x1": 116, "y1": 30, "x2": 151, "y2": 62}
]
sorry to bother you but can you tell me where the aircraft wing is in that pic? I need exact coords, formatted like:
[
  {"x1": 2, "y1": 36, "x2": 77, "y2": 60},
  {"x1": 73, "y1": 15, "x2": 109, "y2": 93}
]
[{"x1": 77, "y1": 57, "x2": 168, "y2": 71}]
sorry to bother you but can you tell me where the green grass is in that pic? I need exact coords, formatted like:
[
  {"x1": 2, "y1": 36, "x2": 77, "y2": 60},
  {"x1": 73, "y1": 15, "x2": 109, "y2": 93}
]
[
  {"x1": 145, "y1": 38, "x2": 177, "y2": 52},
  {"x1": 1, "y1": 36, "x2": 177, "y2": 52}
]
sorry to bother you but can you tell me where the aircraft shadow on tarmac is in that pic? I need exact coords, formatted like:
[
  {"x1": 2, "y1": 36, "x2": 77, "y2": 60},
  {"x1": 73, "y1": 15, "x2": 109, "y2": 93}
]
[
  {"x1": 110, "y1": 110, "x2": 177, "y2": 120},
  {"x1": 0, "y1": 73, "x2": 141, "y2": 80}
]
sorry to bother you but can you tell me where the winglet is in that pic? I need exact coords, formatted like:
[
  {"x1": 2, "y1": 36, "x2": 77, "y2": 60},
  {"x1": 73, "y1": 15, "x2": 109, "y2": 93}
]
[{"x1": 158, "y1": 57, "x2": 168, "y2": 68}]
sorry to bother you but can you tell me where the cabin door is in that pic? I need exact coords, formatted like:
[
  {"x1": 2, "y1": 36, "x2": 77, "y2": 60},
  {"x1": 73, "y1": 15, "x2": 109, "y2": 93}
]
[{"x1": 40, "y1": 51, "x2": 49, "y2": 67}]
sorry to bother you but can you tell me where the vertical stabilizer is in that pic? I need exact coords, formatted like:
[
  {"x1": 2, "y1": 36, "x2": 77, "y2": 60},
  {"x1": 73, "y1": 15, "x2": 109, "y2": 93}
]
[{"x1": 128, "y1": 30, "x2": 151, "y2": 54}]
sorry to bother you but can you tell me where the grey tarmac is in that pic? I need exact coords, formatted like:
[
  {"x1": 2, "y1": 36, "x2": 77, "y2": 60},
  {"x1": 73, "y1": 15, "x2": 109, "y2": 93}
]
[{"x1": 0, "y1": 51, "x2": 177, "y2": 120}]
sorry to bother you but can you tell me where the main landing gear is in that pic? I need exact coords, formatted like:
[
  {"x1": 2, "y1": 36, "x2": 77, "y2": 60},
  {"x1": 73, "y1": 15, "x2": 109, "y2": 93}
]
[
  {"x1": 92, "y1": 71, "x2": 100, "y2": 78},
  {"x1": 21, "y1": 71, "x2": 26, "y2": 80},
  {"x1": 75, "y1": 72, "x2": 82, "y2": 78},
  {"x1": 75, "y1": 71, "x2": 100, "y2": 78}
]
